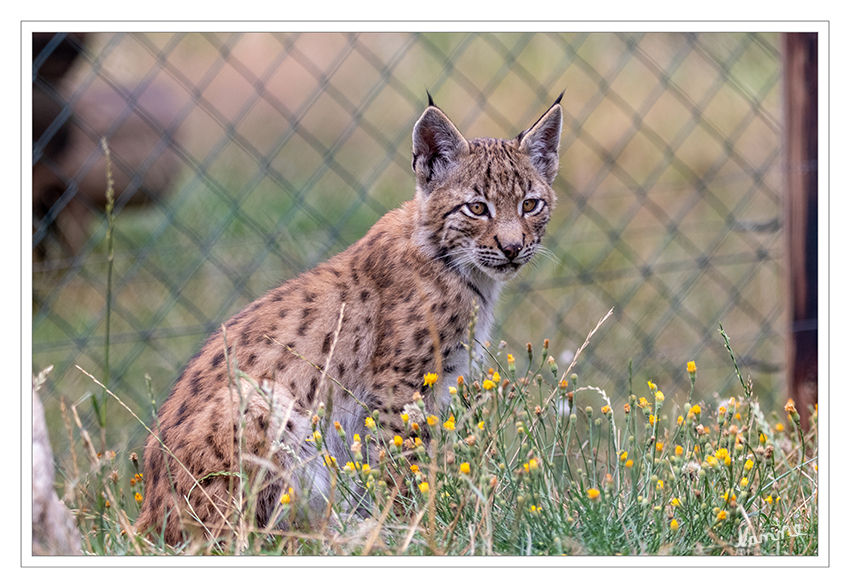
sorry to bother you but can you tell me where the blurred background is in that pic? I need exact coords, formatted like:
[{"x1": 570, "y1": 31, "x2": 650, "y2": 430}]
[{"x1": 32, "y1": 31, "x2": 793, "y2": 463}]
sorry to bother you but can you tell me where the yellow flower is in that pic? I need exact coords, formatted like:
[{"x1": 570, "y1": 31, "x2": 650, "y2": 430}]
[
  {"x1": 647, "y1": 381, "x2": 657, "y2": 393},
  {"x1": 410, "y1": 464, "x2": 420, "y2": 474},
  {"x1": 353, "y1": 434, "x2": 361, "y2": 442},
  {"x1": 619, "y1": 451, "x2": 628, "y2": 462},
  {"x1": 648, "y1": 415, "x2": 656, "y2": 425},
  {"x1": 492, "y1": 372, "x2": 501, "y2": 383},
  {"x1": 449, "y1": 386, "x2": 458, "y2": 395},
  {"x1": 687, "y1": 361, "x2": 696, "y2": 374},
  {"x1": 670, "y1": 519, "x2": 679, "y2": 531},
  {"x1": 401, "y1": 413, "x2": 409, "y2": 424},
  {"x1": 134, "y1": 493, "x2": 142, "y2": 504},
  {"x1": 677, "y1": 415, "x2": 684, "y2": 426},
  {"x1": 482, "y1": 379, "x2": 496, "y2": 390},
  {"x1": 775, "y1": 423, "x2": 785, "y2": 433},
  {"x1": 675, "y1": 445, "x2": 684, "y2": 457},
  {"x1": 361, "y1": 464, "x2": 371, "y2": 475},
  {"x1": 427, "y1": 415, "x2": 438, "y2": 427},
  {"x1": 601, "y1": 405, "x2": 611, "y2": 415},
  {"x1": 719, "y1": 406, "x2": 727, "y2": 416},
  {"x1": 280, "y1": 492, "x2": 291, "y2": 505},
  {"x1": 393, "y1": 435, "x2": 403, "y2": 447},
  {"x1": 744, "y1": 459, "x2": 754, "y2": 471},
  {"x1": 655, "y1": 442, "x2": 664, "y2": 453},
  {"x1": 459, "y1": 462, "x2": 471, "y2": 475},
  {"x1": 414, "y1": 437, "x2": 423, "y2": 447},
  {"x1": 723, "y1": 490, "x2": 736, "y2": 502},
  {"x1": 691, "y1": 405, "x2": 701, "y2": 416},
  {"x1": 625, "y1": 460, "x2": 634, "y2": 469},
  {"x1": 523, "y1": 459, "x2": 539, "y2": 473},
  {"x1": 424, "y1": 373, "x2": 438, "y2": 386},
  {"x1": 587, "y1": 488, "x2": 601, "y2": 501},
  {"x1": 418, "y1": 482, "x2": 429, "y2": 494},
  {"x1": 507, "y1": 353, "x2": 515, "y2": 363},
  {"x1": 655, "y1": 390, "x2": 664, "y2": 403},
  {"x1": 443, "y1": 419, "x2": 456, "y2": 431},
  {"x1": 716, "y1": 510, "x2": 727, "y2": 521},
  {"x1": 715, "y1": 448, "x2": 729, "y2": 460},
  {"x1": 671, "y1": 497, "x2": 681, "y2": 507},
  {"x1": 365, "y1": 416, "x2": 376, "y2": 430},
  {"x1": 706, "y1": 455, "x2": 719, "y2": 468},
  {"x1": 477, "y1": 421, "x2": 484, "y2": 430},
  {"x1": 656, "y1": 479, "x2": 664, "y2": 491},
  {"x1": 638, "y1": 397, "x2": 649, "y2": 409},
  {"x1": 324, "y1": 455, "x2": 337, "y2": 468},
  {"x1": 740, "y1": 477, "x2": 749, "y2": 488}
]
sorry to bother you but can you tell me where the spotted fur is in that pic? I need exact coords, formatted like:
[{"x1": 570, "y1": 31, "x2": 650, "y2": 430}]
[{"x1": 135, "y1": 95, "x2": 563, "y2": 544}]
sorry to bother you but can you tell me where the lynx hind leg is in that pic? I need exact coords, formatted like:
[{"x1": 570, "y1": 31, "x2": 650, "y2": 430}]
[
  {"x1": 135, "y1": 429, "x2": 238, "y2": 545},
  {"x1": 136, "y1": 379, "x2": 315, "y2": 543},
  {"x1": 135, "y1": 413, "x2": 245, "y2": 544}
]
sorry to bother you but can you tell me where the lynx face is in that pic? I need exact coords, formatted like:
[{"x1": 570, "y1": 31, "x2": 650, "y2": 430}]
[{"x1": 411, "y1": 95, "x2": 562, "y2": 284}]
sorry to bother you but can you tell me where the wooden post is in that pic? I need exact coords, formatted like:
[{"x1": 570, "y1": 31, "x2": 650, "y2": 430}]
[{"x1": 783, "y1": 33, "x2": 818, "y2": 430}]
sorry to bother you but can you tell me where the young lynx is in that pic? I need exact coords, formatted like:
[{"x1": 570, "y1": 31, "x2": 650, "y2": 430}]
[{"x1": 136, "y1": 93, "x2": 563, "y2": 544}]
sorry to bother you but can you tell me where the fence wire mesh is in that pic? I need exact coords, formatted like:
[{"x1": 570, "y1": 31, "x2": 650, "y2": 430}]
[{"x1": 32, "y1": 32, "x2": 786, "y2": 454}]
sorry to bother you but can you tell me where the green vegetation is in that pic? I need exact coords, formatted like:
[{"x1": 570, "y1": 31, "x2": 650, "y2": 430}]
[{"x1": 50, "y1": 312, "x2": 816, "y2": 556}]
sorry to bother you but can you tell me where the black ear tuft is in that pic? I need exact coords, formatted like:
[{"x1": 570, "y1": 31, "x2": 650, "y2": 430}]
[
  {"x1": 553, "y1": 89, "x2": 565, "y2": 106},
  {"x1": 427, "y1": 90, "x2": 435, "y2": 107}
]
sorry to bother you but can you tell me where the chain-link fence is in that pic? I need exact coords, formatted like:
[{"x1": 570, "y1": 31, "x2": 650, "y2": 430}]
[{"x1": 32, "y1": 32, "x2": 786, "y2": 457}]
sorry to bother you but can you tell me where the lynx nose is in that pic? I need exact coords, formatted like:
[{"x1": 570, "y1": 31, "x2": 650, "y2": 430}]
[{"x1": 499, "y1": 241, "x2": 522, "y2": 260}]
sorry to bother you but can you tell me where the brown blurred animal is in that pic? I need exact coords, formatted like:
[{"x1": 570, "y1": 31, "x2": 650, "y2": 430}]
[{"x1": 33, "y1": 33, "x2": 183, "y2": 258}]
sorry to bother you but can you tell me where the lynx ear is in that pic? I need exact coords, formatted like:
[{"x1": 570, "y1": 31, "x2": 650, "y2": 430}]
[
  {"x1": 412, "y1": 103, "x2": 469, "y2": 190},
  {"x1": 518, "y1": 93, "x2": 564, "y2": 185}
]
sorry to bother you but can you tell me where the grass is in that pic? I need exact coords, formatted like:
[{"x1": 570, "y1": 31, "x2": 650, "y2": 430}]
[{"x1": 47, "y1": 309, "x2": 817, "y2": 556}]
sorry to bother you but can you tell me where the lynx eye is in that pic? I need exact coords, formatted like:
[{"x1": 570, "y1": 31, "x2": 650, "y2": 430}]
[
  {"x1": 466, "y1": 201, "x2": 488, "y2": 216},
  {"x1": 522, "y1": 198, "x2": 541, "y2": 214}
]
